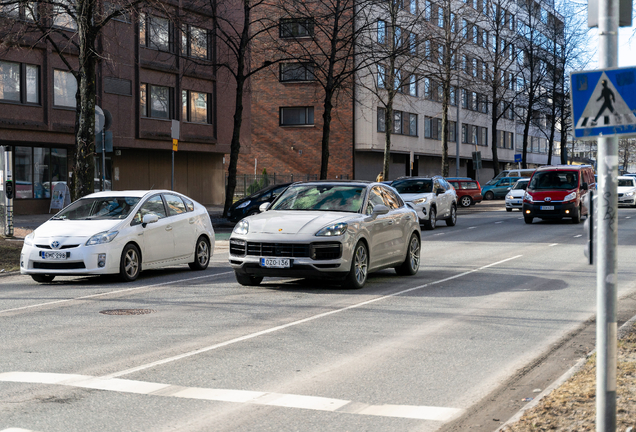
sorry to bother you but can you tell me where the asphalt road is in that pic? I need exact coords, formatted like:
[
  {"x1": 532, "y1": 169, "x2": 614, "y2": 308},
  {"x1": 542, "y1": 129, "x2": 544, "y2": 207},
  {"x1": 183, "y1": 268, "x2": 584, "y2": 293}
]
[{"x1": 1, "y1": 203, "x2": 636, "y2": 432}]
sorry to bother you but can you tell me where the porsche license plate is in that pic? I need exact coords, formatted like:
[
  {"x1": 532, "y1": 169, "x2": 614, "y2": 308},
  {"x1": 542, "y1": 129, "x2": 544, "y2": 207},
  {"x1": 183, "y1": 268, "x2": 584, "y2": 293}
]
[
  {"x1": 540, "y1": 205, "x2": 554, "y2": 211},
  {"x1": 260, "y1": 258, "x2": 291, "y2": 268},
  {"x1": 41, "y1": 251, "x2": 69, "y2": 260}
]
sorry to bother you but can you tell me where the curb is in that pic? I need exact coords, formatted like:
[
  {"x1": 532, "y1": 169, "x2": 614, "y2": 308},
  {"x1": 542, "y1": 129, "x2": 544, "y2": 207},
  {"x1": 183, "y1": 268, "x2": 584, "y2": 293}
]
[{"x1": 496, "y1": 314, "x2": 636, "y2": 431}]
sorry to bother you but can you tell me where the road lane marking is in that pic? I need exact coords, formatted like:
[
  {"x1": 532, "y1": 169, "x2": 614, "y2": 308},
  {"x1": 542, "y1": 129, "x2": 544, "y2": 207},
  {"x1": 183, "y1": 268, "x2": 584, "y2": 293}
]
[
  {"x1": 0, "y1": 372, "x2": 463, "y2": 422},
  {"x1": 0, "y1": 271, "x2": 235, "y2": 315},
  {"x1": 96, "y1": 255, "x2": 523, "y2": 380},
  {"x1": 1, "y1": 429, "x2": 40, "y2": 432},
  {"x1": 574, "y1": 234, "x2": 583, "y2": 238},
  {"x1": 433, "y1": 233, "x2": 445, "y2": 236},
  {"x1": 495, "y1": 221, "x2": 503, "y2": 224},
  {"x1": 549, "y1": 243, "x2": 559, "y2": 247},
  {"x1": 467, "y1": 226, "x2": 476, "y2": 229}
]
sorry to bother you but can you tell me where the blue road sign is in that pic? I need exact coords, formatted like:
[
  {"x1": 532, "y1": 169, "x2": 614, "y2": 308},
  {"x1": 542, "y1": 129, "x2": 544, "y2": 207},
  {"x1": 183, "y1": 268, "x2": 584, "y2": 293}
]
[
  {"x1": 514, "y1": 154, "x2": 522, "y2": 163},
  {"x1": 570, "y1": 67, "x2": 636, "y2": 140}
]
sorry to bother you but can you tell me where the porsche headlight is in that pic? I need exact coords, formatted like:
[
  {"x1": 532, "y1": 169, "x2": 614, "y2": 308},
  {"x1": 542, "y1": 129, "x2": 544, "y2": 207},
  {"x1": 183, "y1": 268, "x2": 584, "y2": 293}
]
[
  {"x1": 236, "y1": 200, "x2": 251, "y2": 209},
  {"x1": 234, "y1": 219, "x2": 249, "y2": 235},
  {"x1": 24, "y1": 232, "x2": 34, "y2": 246},
  {"x1": 412, "y1": 197, "x2": 428, "y2": 205},
  {"x1": 86, "y1": 231, "x2": 119, "y2": 246},
  {"x1": 563, "y1": 192, "x2": 577, "y2": 202},
  {"x1": 316, "y1": 222, "x2": 348, "y2": 237}
]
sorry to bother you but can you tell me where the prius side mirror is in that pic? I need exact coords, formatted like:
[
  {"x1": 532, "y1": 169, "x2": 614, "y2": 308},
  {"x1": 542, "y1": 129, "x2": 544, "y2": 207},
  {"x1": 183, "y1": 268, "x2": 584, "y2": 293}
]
[{"x1": 142, "y1": 214, "x2": 159, "y2": 228}]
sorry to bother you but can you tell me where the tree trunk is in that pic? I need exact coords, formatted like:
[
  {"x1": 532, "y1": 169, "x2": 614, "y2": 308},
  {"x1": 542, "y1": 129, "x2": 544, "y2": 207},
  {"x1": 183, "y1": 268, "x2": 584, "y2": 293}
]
[
  {"x1": 490, "y1": 99, "x2": 500, "y2": 176},
  {"x1": 320, "y1": 92, "x2": 334, "y2": 180},
  {"x1": 383, "y1": 104, "x2": 393, "y2": 181},
  {"x1": 224, "y1": 74, "x2": 245, "y2": 216},
  {"x1": 72, "y1": 29, "x2": 98, "y2": 200},
  {"x1": 440, "y1": 82, "x2": 450, "y2": 177}
]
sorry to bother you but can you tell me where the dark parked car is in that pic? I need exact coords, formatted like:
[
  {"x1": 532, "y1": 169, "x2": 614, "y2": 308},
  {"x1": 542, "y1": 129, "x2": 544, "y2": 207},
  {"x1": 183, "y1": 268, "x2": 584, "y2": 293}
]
[
  {"x1": 446, "y1": 177, "x2": 483, "y2": 207},
  {"x1": 226, "y1": 183, "x2": 291, "y2": 222}
]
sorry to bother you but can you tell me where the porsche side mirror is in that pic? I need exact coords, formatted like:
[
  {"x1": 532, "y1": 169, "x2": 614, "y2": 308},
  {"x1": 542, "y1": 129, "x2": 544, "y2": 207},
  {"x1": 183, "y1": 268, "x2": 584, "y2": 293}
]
[
  {"x1": 372, "y1": 204, "x2": 390, "y2": 216},
  {"x1": 259, "y1": 202, "x2": 271, "y2": 212}
]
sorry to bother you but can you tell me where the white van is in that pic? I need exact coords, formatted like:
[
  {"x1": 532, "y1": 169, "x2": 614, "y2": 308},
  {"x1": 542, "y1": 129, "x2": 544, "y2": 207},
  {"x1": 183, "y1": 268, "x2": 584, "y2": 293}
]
[{"x1": 487, "y1": 169, "x2": 536, "y2": 185}]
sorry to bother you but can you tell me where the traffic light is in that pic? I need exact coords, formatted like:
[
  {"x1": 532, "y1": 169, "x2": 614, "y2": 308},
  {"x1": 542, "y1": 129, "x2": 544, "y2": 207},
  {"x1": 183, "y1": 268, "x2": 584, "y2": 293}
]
[{"x1": 582, "y1": 191, "x2": 595, "y2": 265}]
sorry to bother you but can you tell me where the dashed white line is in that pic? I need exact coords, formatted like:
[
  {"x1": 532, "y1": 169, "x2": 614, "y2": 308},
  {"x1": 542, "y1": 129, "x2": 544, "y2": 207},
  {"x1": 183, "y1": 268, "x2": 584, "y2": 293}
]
[
  {"x1": 549, "y1": 243, "x2": 559, "y2": 247},
  {"x1": 574, "y1": 234, "x2": 583, "y2": 238},
  {"x1": 467, "y1": 226, "x2": 476, "y2": 229},
  {"x1": 0, "y1": 428, "x2": 40, "y2": 432},
  {"x1": 0, "y1": 271, "x2": 235, "y2": 315},
  {"x1": 433, "y1": 233, "x2": 445, "y2": 236},
  {"x1": 495, "y1": 221, "x2": 504, "y2": 224},
  {"x1": 0, "y1": 372, "x2": 463, "y2": 422}
]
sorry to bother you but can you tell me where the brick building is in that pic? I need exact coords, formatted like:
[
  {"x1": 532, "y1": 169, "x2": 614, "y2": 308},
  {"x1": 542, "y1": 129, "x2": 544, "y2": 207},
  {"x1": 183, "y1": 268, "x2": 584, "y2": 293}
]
[{"x1": 0, "y1": 1, "x2": 241, "y2": 214}]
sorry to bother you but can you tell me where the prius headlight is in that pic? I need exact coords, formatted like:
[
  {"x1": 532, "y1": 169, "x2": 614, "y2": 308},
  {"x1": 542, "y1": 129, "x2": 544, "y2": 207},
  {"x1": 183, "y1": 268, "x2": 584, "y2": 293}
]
[
  {"x1": 563, "y1": 192, "x2": 577, "y2": 202},
  {"x1": 234, "y1": 219, "x2": 249, "y2": 235},
  {"x1": 411, "y1": 197, "x2": 428, "y2": 205},
  {"x1": 236, "y1": 200, "x2": 251, "y2": 209},
  {"x1": 86, "y1": 231, "x2": 119, "y2": 246},
  {"x1": 316, "y1": 222, "x2": 348, "y2": 237},
  {"x1": 24, "y1": 232, "x2": 34, "y2": 246}
]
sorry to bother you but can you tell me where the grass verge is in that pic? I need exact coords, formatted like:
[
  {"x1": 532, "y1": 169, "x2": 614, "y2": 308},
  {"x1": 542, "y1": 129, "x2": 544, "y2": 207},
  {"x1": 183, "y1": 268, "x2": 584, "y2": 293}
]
[
  {"x1": 0, "y1": 236, "x2": 22, "y2": 272},
  {"x1": 502, "y1": 323, "x2": 636, "y2": 431}
]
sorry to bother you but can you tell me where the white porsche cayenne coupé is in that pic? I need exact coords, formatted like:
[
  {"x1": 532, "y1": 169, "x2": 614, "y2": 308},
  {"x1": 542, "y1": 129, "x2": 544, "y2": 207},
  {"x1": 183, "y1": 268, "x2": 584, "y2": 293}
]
[
  {"x1": 21, "y1": 190, "x2": 215, "y2": 283},
  {"x1": 228, "y1": 181, "x2": 421, "y2": 289}
]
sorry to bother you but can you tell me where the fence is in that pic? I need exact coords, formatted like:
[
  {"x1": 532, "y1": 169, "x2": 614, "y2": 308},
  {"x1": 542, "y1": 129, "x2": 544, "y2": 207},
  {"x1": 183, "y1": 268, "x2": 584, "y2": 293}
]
[{"x1": 225, "y1": 173, "x2": 350, "y2": 200}]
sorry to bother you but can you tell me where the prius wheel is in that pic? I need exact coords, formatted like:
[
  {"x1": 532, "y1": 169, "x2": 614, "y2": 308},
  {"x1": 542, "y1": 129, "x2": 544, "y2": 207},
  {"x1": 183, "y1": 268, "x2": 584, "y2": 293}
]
[
  {"x1": 235, "y1": 272, "x2": 263, "y2": 286},
  {"x1": 189, "y1": 236, "x2": 210, "y2": 270},
  {"x1": 423, "y1": 208, "x2": 436, "y2": 230},
  {"x1": 460, "y1": 196, "x2": 472, "y2": 207},
  {"x1": 484, "y1": 191, "x2": 494, "y2": 200},
  {"x1": 446, "y1": 205, "x2": 457, "y2": 226},
  {"x1": 32, "y1": 274, "x2": 55, "y2": 283},
  {"x1": 343, "y1": 241, "x2": 368, "y2": 289},
  {"x1": 395, "y1": 233, "x2": 420, "y2": 276},
  {"x1": 120, "y1": 244, "x2": 141, "y2": 282}
]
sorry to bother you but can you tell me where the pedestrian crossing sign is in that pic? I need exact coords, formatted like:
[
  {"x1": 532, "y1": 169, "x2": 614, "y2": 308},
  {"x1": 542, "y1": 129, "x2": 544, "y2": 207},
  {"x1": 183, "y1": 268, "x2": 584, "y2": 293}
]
[{"x1": 570, "y1": 67, "x2": 636, "y2": 140}]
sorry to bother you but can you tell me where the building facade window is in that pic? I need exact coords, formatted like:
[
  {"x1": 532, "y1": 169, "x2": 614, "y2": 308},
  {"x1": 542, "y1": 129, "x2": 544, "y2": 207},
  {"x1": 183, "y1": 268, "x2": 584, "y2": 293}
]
[
  {"x1": 53, "y1": 0, "x2": 76, "y2": 30},
  {"x1": 377, "y1": 64, "x2": 386, "y2": 89},
  {"x1": 0, "y1": 1, "x2": 37, "y2": 20},
  {"x1": 140, "y1": 13, "x2": 172, "y2": 51},
  {"x1": 378, "y1": 107, "x2": 386, "y2": 132},
  {"x1": 280, "y1": 18, "x2": 314, "y2": 38},
  {"x1": 280, "y1": 63, "x2": 315, "y2": 82},
  {"x1": 140, "y1": 83, "x2": 172, "y2": 119},
  {"x1": 53, "y1": 69, "x2": 76, "y2": 107},
  {"x1": 182, "y1": 90, "x2": 210, "y2": 124},
  {"x1": 392, "y1": 110, "x2": 417, "y2": 136},
  {"x1": 182, "y1": 25, "x2": 209, "y2": 59},
  {"x1": 377, "y1": 20, "x2": 386, "y2": 44},
  {"x1": 0, "y1": 61, "x2": 39, "y2": 104},
  {"x1": 280, "y1": 106, "x2": 314, "y2": 126},
  {"x1": 14, "y1": 146, "x2": 67, "y2": 199}
]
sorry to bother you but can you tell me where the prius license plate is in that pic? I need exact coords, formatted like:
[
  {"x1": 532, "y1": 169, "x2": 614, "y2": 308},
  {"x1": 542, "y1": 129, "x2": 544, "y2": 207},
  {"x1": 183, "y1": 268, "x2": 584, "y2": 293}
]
[
  {"x1": 540, "y1": 205, "x2": 554, "y2": 211},
  {"x1": 41, "y1": 251, "x2": 69, "y2": 260},
  {"x1": 260, "y1": 258, "x2": 291, "y2": 268}
]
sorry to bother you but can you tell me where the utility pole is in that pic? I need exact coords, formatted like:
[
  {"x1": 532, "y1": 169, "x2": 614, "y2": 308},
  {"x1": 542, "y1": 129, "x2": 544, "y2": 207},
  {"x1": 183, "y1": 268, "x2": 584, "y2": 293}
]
[{"x1": 594, "y1": 0, "x2": 618, "y2": 430}]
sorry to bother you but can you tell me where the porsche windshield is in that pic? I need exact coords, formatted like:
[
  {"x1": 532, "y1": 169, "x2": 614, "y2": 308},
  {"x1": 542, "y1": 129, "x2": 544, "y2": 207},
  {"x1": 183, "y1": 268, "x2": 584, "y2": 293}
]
[
  {"x1": 53, "y1": 197, "x2": 141, "y2": 220},
  {"x1": 392, "y1": 179, "x2": 433, "y2": 194},
  {"x1": 270, "y1": 185, "x2": 365, "y2": 212}
]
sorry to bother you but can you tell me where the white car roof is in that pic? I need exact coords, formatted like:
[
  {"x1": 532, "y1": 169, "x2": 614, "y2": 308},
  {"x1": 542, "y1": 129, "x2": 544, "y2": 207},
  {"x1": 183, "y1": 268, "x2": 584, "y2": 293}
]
[
  {"x1": 618, "y1": 176, "x2": 636, "y2": 181},
  {"x1": 83, "y1": 190, "x2": 174, "y2": 199}
]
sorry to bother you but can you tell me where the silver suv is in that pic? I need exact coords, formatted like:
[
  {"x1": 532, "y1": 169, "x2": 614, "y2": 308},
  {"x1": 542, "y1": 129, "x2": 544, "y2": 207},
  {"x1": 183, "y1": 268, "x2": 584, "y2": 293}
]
[{"x1": 391, "y1": 176, "x2": 458, "y2": 230}]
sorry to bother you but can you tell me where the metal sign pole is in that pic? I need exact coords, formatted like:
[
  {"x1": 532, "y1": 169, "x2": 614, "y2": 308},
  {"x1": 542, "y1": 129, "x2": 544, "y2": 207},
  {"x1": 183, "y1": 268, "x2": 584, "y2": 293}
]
[{"x1": 596, "y1": 0, "x2": 619, "y2": 429}]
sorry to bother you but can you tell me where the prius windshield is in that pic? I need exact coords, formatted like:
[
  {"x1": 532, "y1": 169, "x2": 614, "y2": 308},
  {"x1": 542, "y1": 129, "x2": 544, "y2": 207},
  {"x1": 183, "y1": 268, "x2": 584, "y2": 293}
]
[
  {"x1": 271, "y1": 185, "x2": 365, "y2": 212},
  {"x1": 529, "y1": 172, "x2": 578, "y2": 190},
  {"x1": 53, "y1": 197, "x2": 141, "y2": 220}
]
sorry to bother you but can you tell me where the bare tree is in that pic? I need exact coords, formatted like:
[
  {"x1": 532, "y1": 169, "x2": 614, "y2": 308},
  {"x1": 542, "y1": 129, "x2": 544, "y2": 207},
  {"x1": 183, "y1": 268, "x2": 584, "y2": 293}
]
[
  {"x1": 0, "y1": 0, "x2": 145, "y2": 199},
  {"x1": 270, "y1": 0, "x2": 376, "y2": 179},
  {"x1": 619, "y1": 138, "x2": 636, "y2": 173},
  {"x1": 356, "y1": 0, "x2": 429, "y2": 180},
  {"x1": 213, "y1": 0, "x2": 288, "y2": 215}
]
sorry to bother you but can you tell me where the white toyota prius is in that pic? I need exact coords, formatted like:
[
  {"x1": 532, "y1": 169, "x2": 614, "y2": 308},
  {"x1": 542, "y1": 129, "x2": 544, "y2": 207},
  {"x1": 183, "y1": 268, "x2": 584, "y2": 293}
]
[{"x1": 20, "y1": 190, "x2": 215, "y2": 283}]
